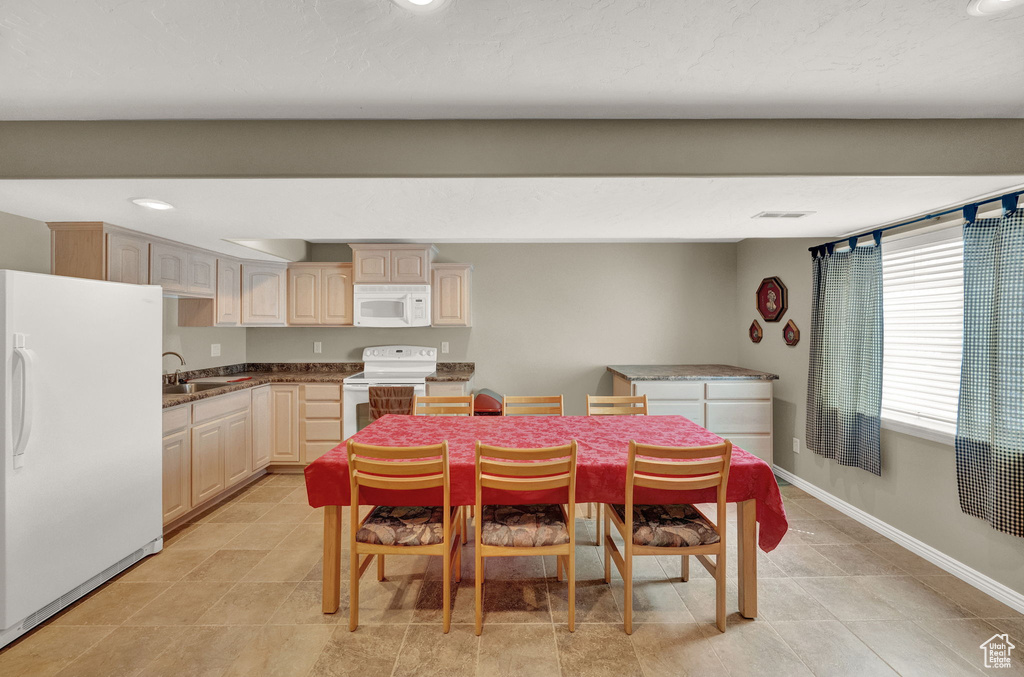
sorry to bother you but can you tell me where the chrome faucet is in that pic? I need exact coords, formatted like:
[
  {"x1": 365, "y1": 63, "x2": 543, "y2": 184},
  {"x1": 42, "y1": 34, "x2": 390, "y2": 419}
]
[{"x1": 163, "y1": 352, "x2": 186, "y2": 384}]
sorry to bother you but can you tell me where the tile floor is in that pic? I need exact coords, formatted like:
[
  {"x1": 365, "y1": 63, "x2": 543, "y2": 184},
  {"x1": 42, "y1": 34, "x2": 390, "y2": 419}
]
[{"x1": 1, "y1": 474, "x2": 1021, "y2": 677}]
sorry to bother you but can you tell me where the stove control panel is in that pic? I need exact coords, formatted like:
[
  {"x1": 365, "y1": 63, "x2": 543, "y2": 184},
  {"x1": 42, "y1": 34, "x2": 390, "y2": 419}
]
[{"x1": 362, "y1": 345, "x2": 436, "y2": 361}]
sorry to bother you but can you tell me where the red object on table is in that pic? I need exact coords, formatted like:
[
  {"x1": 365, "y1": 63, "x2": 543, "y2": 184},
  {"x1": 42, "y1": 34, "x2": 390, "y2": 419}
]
[{"x1": 305, "y1": 414, "x2": 788, "y2": 552}]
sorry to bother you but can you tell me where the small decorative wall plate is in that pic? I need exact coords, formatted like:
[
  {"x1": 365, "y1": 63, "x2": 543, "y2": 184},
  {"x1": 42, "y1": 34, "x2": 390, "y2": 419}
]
[
  {"x1": 756, "y1": 276, "x2": 788, "y2": 322},
  {"x1": 749, "y1": 320, "x2": 763, "y2": 343},
  {"x1": 783, "y1": 319, "x2": 800, "y2": 346}
]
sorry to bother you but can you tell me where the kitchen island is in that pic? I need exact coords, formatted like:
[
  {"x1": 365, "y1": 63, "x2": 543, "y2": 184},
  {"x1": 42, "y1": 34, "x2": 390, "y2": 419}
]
[{"x1": 608, "y1": 364, "x2": 778, "y2": 463}]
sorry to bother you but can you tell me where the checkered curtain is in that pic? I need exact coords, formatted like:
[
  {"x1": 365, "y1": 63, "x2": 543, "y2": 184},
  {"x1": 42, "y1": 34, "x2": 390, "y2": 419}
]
[
  {"x1": 806, "y1": 241, "x2": 884, "y2": 475},
  {"x1": 956, "y1": 208, "x2": 1024, "y2": 537}
]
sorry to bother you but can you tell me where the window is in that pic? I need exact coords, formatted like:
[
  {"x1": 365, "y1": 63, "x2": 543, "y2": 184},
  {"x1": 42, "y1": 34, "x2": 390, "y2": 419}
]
[{"x1": 881, "y1": 224, "x2": 963, "y2": 443}]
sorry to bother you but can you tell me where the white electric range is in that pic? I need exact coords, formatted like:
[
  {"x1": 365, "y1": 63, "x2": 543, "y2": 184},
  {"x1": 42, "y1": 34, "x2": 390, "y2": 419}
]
[{"x1": 342, "y1": 345, "x2": 437, "y2": 440}]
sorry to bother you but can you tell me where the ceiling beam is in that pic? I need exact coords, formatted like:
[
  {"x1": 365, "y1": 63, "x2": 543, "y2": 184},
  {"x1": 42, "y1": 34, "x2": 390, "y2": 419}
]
[{"x1": 1, "y1": 119, "x2": 1022, "y2": 179}]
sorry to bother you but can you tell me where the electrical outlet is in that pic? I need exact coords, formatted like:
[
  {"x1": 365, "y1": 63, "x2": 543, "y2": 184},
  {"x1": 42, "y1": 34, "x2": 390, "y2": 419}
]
[
  {"x1": 211, "y1": 343, "x2": 221, "y2": 357},
  {"x1": 314, "y1": 341, "x2": 322, "y2": 354},
  {"x1": 441, "y1": 342, "x2": 450, "y2": 354},
  {"x1": 792, "y1": 438, "x2": 800, "y2": 454}
]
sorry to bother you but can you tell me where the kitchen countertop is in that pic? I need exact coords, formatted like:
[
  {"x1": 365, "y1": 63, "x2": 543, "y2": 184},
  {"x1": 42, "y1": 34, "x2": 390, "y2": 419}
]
[
  {"x1": 162, "y1": 362, "x2": 475, "y2": 408},
  {"x1": 607, "y1": 364, "x2": 779, "y2": 381}
]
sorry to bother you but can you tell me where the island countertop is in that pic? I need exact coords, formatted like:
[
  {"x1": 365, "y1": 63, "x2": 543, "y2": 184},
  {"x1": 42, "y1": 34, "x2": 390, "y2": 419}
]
[{"x1": 607, "y1": 364, "x2": 779, "y2": 381}]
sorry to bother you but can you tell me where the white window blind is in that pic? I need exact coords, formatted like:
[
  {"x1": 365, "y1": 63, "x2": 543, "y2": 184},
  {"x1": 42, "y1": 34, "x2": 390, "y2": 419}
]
[{"x1": 881, "y1": 224, "x2": 964, "y2": 437}]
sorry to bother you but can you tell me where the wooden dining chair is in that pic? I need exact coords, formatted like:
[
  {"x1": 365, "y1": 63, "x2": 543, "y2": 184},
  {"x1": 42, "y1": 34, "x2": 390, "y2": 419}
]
[
  {"x1": 501, "y1": 394, "x2": 564, "y2": 416},
  {"x1": 603, "y1": 440, "x2": 732, "y2": 634},
  {"x1": 583, "y1": 394, "x2": 649, "y2": 542},
  {"x1": 347, "y1": 439, "x2": 464, "y2": 633},
  {"x1": 413, "y1": 395, "x2": 474, "y2": 416},
  {"x1": 474, "y1": 440, "x2": 578, "y2": 635}
]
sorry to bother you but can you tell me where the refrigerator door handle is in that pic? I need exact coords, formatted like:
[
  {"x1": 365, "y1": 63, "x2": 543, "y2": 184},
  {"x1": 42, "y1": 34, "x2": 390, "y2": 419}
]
[{"x1": 13, "y1": 346, "x2": 34, "y2": 467}]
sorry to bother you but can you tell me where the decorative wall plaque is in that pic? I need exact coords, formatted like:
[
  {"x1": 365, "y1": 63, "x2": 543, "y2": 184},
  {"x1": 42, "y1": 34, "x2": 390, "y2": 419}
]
[
  {"x1": 756, "y1": 276, "x2": 788, "y2": 322},
  {"x1": 783, "y1": 319, "x2": 800, "y2": 346},
  {"x1": 749, "y1": 320, "x2": 763, "y2": 343}
]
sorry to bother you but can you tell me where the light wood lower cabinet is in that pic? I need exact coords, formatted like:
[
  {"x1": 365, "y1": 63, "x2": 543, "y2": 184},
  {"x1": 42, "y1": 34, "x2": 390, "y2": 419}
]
[
  {"x1": 224, "y1": 410, "x2": 252, "y2": 487},
  {"x1": 191, "y1": 419, "x2": 226, "y2": 505},
  {"x1": 161, "y1": 430, "x2": 191, "y2": 524},
  {"x1": 251, "y1": 385, "x2": 273, "y2": 470},
  {"x1": 300, "y1": 384, "x2": 343, "y2": 463},
  {"x1": 270, "y1": 385, "x2": 301, "y2": 463}
]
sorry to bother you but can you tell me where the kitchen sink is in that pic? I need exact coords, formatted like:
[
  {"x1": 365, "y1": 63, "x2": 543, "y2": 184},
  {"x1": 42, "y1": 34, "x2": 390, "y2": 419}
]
[{"x1": 162, "y1": 382, "x2": 230, "y2": 395}]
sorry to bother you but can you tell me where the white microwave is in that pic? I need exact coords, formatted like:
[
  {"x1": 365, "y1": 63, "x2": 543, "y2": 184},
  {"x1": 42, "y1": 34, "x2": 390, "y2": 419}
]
[{"x1": 352, "y1": 285, "x2": 431, "y2": 327}]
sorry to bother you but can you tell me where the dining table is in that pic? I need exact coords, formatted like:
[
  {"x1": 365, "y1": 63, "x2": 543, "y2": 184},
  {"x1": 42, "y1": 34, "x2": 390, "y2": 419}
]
[{"x1": 304, "y1": 414, "x2": 790, "y2": 619}]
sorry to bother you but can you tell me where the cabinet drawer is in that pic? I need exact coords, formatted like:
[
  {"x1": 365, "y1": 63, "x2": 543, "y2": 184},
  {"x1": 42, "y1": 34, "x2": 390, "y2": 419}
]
[
  {"x1": 648, "y1": 401, "x2": 704, "y2": 426},
  {"x1": 304, "y1": 419, "x2": 342, "y2": 441},
  {"x1": 634, "y1": 381, "x2": 703, "y2": 401},
  {"x1": 724, "y1": 435, "x2": 773, "y2": 462},
  {"x1": 163, "y1": 406, "x2": 190, "y2": 435},
  {"x1": 705, "y1": 402, "x2": 772, "y2": 434},
  {"x1": 426, "y1": 383, "x2": 467, "y2": 397},
  {"x1": 706, "y1": 381, "x2": 773, "y2": 400},
  {"x1": 192, "y1": 390, "x2": 251, "y2": 425},
  {"x1": 304, "y1": 384, "x2": 341, "y2": 401},
  {"x1": 305, "y1": 401, "x2": 341, "y2": 419},
  {"x1": 302, "y1": 441, "x2": 338, "y2": 464}
]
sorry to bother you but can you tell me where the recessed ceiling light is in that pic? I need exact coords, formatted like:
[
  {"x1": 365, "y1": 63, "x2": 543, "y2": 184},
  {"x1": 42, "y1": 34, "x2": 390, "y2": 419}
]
[
  {"x1": 968, "y1": 0, "x2": 1023, "y2": 16},
  {"x1": 131, "y1": 198, "x2": 174, "y2": 210},
  {"x1": 751, "y1": 211, "x2": 816, "y2": 219},
  {"x1": 391, "y1": 0, "x2": 450, "y2": 13}
]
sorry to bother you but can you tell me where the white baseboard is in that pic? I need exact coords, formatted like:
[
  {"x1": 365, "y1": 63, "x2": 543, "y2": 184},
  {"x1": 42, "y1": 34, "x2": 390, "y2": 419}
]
[{"x1": 772, "y1": 465, "x2": 1024, "y2": 615}]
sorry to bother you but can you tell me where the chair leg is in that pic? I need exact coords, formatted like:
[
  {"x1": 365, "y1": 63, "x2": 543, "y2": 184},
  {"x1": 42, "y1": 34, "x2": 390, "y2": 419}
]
[
  {"x1": 556, "y1": 554, "x2": 564, "y2": 582},
  {"x1": 474, "y1": 548, "x2": 483, "y2": 636},
  {"x1": 715, "y1": 551, "x2": 727, "y2": 633},
  {"x1": 568, "y1": 548, "x2": 576, "y2": 633},
  {"x1": 587, "y1": 502, "x2": 592, "y2": 518},
  {"x1": 461, "y1": 508, "x2": 468, "y2": 545},
  {"x1": 349, "y1": 548, "x2": 359, "y2": 631},
  {"x1": 623, "y1": 547, "x2": 633, "y2": 635},
  {"x1": 603, "y1": 512, "x2": 612, "y2": 584},
  {"x1": 377, "y1": 554, "x2": 385, "y2": 581},
  {"x1": 681, "y1": 555, "x2": 689, "y2": 582},
  {"x1": 594, "y1": 504, "x2": 601, "y2": 545},
  {"x1": 443, "y1": 546, "x2": 452, "y2": 633}
]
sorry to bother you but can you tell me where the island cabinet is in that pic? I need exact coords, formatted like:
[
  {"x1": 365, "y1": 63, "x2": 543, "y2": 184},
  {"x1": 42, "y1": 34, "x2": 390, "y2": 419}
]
[
  {"x1": 350, "y1": 244, "x2": 437, "y2": 284},
  {"x1": 286, "y1": 263, "x2": 354, "y2": 326},
  {"x1": 609, "y1": 365, "x2": 778, "y2": 464}
]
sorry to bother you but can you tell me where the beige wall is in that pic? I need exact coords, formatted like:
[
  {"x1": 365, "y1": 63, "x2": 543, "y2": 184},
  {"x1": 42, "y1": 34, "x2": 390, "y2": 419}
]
[
  {"x1": 247, "y1": 243, "x2": 739, "y2": 415},
  {"x1": 162, "y1": 298, "x2": 246, "y2": 375},
  {"x1": 0, "y1": 210, "x2": 51, "y2": 273},
  {"x1": 735, "y1": 238, "x2": 1024, "y2": 594}
]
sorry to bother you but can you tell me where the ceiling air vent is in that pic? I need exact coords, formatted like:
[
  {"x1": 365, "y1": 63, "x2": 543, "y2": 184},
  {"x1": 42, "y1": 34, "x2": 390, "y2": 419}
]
[{"x1": 752, "y1": 211, "x2": 816, "y2": 219}]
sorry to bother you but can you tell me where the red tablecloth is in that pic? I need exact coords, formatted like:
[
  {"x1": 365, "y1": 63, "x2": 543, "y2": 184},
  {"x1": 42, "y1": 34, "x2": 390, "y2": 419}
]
[{"x1": 304, "y1": 415, "x2": 789, "y2": 551}]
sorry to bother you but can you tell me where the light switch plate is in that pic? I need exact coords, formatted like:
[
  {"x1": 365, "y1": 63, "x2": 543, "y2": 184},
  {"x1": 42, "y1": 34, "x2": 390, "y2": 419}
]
[
  {"x1": 211, "y1": 343, "x2": 221, "y2": 357},
  {"x1": 792, "y1": 438, "x2": 800, "y2": 454},
  {"x1": 441, "y1": 341, "x2": 450, "y2": 354},
  {"x1": 314, "y1": 341, "x2": 322, "y2": 354}
]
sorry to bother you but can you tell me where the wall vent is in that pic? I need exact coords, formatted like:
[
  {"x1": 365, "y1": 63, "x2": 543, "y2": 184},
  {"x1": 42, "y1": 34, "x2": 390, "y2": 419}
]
[{"x1": 752, "y1": 211, "x2": 816, "y2": 219}]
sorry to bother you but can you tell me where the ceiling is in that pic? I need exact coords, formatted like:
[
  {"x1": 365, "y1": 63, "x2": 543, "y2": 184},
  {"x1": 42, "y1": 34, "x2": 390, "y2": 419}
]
[
  {"x1": 2, "y1": 0, "x2": 1022, "y2": 120},
  {"x1": 2, "y1": 176, "x2": 1022, "y2": 257}
]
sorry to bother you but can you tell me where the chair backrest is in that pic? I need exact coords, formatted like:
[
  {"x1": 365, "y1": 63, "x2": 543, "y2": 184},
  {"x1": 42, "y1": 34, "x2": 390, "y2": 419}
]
[
  {"x1": 502, "y1": 395, "x2": 564, "y2": 416},
  {"x1": 586, "y1": 394, "x2": 648, "y2": 416},
  {"x1": 413, "y1": 395, "x2": 474, "y2": 416},
  {"x1": 474, "y1": 441, "x2": 577, "y2": 507},
  {"x1": 625, "y1": 440, "x2": 732, "y2": 531},
  {"x1": 347, "y1": 439, "x2": 450, "y2": 508}
]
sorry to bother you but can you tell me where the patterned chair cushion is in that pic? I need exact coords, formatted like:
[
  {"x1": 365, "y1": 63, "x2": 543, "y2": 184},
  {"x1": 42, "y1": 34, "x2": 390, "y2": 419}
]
[
  {"x1": 480, "y1": 504, "x2": 570, "y2": 547},
  {"x1": 355, "y1": 506, "x2": 447, "y2": 546},
  {"x1": 610, "y1": 504, "x2": 720, "y2": 547}
]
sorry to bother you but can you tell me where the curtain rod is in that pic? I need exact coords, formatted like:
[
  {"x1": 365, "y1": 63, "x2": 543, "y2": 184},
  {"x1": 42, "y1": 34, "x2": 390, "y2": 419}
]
[{"x1": 808, "y1": 189, "x2": 1023, "y2": 255}]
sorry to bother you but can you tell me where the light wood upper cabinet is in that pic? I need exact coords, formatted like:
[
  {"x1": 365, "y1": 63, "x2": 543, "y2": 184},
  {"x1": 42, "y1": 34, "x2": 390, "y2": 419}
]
[
  {"x1": 150, "y1": 243, "x2": 187, "y2": 292},
  {"x1": 287, "y1": 266, "x2": 322, "y2": 325},
  {"x1": 432, "y1": 263, "x2": 472, "y2": 327},
  {"x1": 350, "y1": 244, "x2": 435, "y2": 284},
  {"x1": 187, "y1": 251, "x2": 217, "y2": 296},
  {"x1": 161, "y1": 429, "x2": 191, "y2": 525},
  {"x1": 270, "y1": 385, "x2": 301, "y2": 463},
  {"x1": 251, "y1": 386, "x2": 273, "y2": 470},
  {"x1": 321, "y1": 265, "x2": 353, "y2": 325},
  {"x1": 352, "y1": 247, "x2": 391, "y2": 283},
  {"x1": 216, "y1": 258, "x2": 241, "y2": 326},
  {"x1": 107, "y1": 232, "x2": 150, "y2": 285},
  {"x1": 242, "y1": 263, "x2": 288, "y2": 325},
  {"x1": 287, "y1": 263, "x2": 353, "y2": 326}
]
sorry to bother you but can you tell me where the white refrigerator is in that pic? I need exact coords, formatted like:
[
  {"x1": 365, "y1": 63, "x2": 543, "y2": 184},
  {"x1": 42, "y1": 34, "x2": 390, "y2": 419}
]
[{"x1": 0, "y1": 270, "x2": 163, "y2": 647}]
